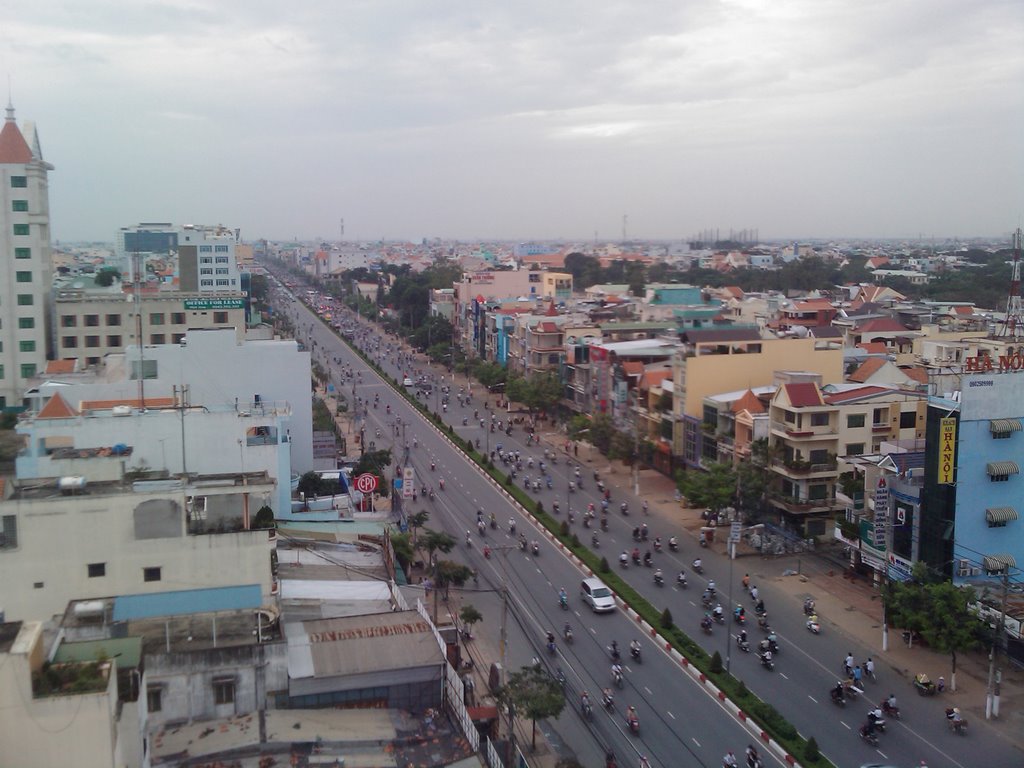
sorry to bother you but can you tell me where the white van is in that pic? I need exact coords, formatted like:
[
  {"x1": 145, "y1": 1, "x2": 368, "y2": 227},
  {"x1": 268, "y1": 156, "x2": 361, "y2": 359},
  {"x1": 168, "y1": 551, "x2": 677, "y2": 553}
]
[{"x1": 580, "y1": 577, "x2": 616, "y2": 613}]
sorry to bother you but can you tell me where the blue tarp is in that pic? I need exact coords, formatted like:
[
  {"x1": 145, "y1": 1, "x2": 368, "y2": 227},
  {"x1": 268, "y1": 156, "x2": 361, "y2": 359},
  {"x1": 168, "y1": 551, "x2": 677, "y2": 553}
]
[{"x1": 113, "y1": 584, "x2": 262, "y2": 621}]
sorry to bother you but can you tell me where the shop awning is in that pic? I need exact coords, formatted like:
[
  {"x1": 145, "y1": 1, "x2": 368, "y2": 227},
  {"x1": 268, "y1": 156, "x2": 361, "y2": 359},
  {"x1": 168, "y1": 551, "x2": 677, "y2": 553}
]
[
  {"x1": 983, "y1": 553, "x2": 1016, "y2": 572},
  {"x1": 990, "y1": 418, "x2": 1022, "y2": 435},
  {"x1": 985, "y1": 507, "x2": 1019, "y2": 524},
  {"x1": 986, "y1": 461, "x2": 1020, "y2": 476}
]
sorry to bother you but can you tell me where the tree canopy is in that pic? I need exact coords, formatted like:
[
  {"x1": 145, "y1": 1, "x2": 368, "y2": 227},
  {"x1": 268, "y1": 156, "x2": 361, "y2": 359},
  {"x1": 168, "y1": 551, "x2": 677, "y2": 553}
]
[{"x1": 499, "y1": 665, "x2": 566, "y2": 749}]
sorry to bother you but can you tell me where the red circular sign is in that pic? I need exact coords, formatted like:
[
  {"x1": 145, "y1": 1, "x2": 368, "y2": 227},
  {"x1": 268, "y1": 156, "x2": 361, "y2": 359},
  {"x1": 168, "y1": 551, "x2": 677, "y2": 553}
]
[{"x1": 355, "y1": 473, "x2": 378, "y2": 493}]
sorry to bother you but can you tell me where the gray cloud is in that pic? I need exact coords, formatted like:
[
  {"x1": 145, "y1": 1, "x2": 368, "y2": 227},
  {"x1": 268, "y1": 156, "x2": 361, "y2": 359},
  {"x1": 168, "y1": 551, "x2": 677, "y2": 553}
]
[{"x1": 7, "y1": 0, "x2": 1023, "y2": 241}]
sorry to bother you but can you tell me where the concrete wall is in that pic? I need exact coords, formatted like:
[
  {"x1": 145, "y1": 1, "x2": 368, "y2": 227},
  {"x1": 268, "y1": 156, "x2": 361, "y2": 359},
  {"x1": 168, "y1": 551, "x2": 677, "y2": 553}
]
[
  {"x1": 0, "y1": 488, "x2": 273, "y2": 622},
  {"x1": 0, "y1": 624, "x2": 121, "y2": 768},
  {"x1": 145, "y1": 641, "x2": 288, "y2": 727}
]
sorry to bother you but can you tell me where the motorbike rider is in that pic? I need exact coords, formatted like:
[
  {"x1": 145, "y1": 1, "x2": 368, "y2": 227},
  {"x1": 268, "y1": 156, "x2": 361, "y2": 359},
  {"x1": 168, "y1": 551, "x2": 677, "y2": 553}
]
[
  {"x1": 722, "y1": 751, "x2": 738, "y2": 768},
  {"x1": 558, "y1": 586, "x2": 568, "y2": 606},
  {"x1": 831, "y1": 681, "x2": 845, "y2": 704},
  {"x1": 692, "y1": 557, "x2": 702, "y2": 571},
  {"x1": 629, "y1": 639, "x2": 641, "y2": 658},
  {"x1": 738, "y1": 628, "x2": 748, "y2": 647},
  {"x1": 619, "y1": 551, "x2": 629, "y2": 567},
  {"x1": 745, "y1": 745, "x2": 761, "y2": 768},
  {"x1": 610, "y1": 640, "x2": 621, "y2": 661},
  {"x1": 884, "y1": 693, "x2": 898, "y2": 714},
  {"x1": 669, "y1": 535, "x2": 678, "y2": 550},
  {"x1": 653, "y1": 568, "x2": 663, "y2": 584},
  {"x1": 713, "y1": 603, "x2": 724, "y2": 622}
]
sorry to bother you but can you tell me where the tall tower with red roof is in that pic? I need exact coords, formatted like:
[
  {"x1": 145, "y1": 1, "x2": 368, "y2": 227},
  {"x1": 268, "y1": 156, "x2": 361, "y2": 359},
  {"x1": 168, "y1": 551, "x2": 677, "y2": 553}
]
[{"x1": 0, "y1": 101, "x2": 54, "y2": 409}]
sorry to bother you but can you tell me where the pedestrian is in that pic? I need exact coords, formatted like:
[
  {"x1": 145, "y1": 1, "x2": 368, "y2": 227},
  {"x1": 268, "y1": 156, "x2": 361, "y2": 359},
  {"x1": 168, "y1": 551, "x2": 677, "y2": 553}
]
[
  {"x1": 865, "y1": 657, "x2": 875, "y2": 681},
  {"x1": 844, "y1": 652, "x2": 854, "y2": 677}
]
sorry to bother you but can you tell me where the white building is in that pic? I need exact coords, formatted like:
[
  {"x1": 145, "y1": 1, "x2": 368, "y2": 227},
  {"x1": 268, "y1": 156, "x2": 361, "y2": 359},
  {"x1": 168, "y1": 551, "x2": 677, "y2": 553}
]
[
  {"x1": 0, "y1": 462, "x2": 277, "y2": 623},
  {"x1": 117, "y1": 222, "x2": 243, "y2": 294},
  {"x1": 0, "y1": 103, "x2": 54, "y2": 410},
  {"x1": 26, "y1": 327, "x2": 314, "y2": 474}
]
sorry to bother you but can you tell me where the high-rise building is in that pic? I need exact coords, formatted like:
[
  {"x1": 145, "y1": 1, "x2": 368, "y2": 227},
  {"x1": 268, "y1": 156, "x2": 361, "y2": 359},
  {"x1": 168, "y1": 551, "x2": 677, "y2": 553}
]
[{"x1": 0, "y1": 103, "x2": 53, "y2": 410}]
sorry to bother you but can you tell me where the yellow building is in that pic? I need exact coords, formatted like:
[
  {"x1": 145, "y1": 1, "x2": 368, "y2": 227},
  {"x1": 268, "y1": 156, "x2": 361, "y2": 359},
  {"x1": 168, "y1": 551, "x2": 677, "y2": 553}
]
[{"x1": 673, "y1": 330, "x2": 844, "y2": 466}]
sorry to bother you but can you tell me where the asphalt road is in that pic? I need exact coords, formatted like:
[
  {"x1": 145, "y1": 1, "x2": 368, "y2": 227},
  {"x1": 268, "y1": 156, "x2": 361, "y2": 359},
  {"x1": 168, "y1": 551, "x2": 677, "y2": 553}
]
[{"x1": 269, "y1": 274, "x2": 1023, "y2": 768}]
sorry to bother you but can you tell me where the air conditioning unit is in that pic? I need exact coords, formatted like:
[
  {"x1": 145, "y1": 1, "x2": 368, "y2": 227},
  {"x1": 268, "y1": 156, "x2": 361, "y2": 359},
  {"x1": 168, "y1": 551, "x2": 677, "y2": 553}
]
[{"x1": 956, "y1": 559, "x2": 972, "y2": 578}]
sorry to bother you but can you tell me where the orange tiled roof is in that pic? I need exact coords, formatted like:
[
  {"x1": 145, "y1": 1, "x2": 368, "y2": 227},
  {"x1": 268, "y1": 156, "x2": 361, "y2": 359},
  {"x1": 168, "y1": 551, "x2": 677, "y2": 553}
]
[
  {"x1": 79, "y1": 397, "x2": 176, "y2": 410},
  {"x1": 37, "y1": 392, "x2": 79, "y2": 419},
  {"x1": 784, "y1": 382, "x2": 824, "y2": 408},
  {"x1": 848, "y1": 357, "x2": 887, "y2": 383},
  {"x1": 901, "y1": 365, "x2": 929, "y2": 384},
  {"x1": 621, "y1": 361, "x2": 644, "y2": 377},
  {"x1": 45, "y1": 360, "x2": 77, "y2": 374},
  {"x1": 731, "y1": 389, "x2": 765, "y2": 415},
  {"x1": 0, "y1": 115, "x2": 33, "y2": 163},
  {"x1": 639, "y1": 370, "x2": 671, "y2": 389},
  {"x1": 856, "y1": 342, "x2": 887, "y2": 354}
]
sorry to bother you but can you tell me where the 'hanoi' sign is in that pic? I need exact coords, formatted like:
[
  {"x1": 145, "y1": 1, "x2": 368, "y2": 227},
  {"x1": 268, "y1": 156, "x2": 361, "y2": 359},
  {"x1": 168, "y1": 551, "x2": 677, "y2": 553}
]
[
  {"x1": 964, "y1": 354, "x2": 1024, "y2": 373},
  {"x1": 938, "y1": 417, "x2": 957, "y2": 484}
]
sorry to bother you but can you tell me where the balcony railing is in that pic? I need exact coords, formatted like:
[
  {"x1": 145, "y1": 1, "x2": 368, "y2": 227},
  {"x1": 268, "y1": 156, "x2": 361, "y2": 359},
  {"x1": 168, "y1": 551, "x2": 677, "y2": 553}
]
[
  {"x1": 772, "y1": 458, "x2": 838, "y2": 475},
  {"x1": 770, "y1": 420, "x2": 837, "y2": 438},
  {"x1": 770, "y1": 494, "x2": 838, "y2": 513}
]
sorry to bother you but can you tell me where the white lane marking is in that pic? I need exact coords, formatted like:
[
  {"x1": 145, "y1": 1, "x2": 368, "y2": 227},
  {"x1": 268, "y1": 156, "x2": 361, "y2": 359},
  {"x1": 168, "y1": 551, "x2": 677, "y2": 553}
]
[
  {"x1": 779, "y1": 673, "x2": 789, "y2": 680},
  {"x1": 644, "y1": 686, "x2": 652, "y2": 695},
  {"x1": 807, "y1": 695, "x2": 818, "y2": 703},
  {"x1": 691, "y1": 737, "x2": 701, "y2": 747},
  {"x1": 667, "y1": 711, "x2": 675, "y2": 720},
  {"x1": 840, "y1": 721, "x2": 850, "y2": 730}
]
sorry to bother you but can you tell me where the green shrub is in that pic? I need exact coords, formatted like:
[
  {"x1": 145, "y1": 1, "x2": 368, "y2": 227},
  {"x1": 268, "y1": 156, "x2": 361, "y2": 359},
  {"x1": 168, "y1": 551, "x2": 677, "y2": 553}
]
[
  {"x1": 599, "y1": 557, "x2": 610, "y2": 573},
  {"x1": 710, "y1": 651, "x2": 723, "y2": 674},
  {"x1": 804, "y1": 737, "x2": 820, "y2": 763},
  {"x1": 560, "y1": 521, "x2": 570, "y2": 537},
  {"x1": 660, "y1": 608, "x2": 673, "y2": 629}
]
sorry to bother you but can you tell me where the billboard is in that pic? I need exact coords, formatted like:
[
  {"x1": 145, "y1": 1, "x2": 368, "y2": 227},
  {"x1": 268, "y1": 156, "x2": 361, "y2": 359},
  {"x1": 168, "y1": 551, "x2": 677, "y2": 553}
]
[
  {"x1": 184, "y1": 297, "x2": 245, "y2": 310},
  {"x1": 937, "y1": 417, "x2": 956, "y2": 484}
]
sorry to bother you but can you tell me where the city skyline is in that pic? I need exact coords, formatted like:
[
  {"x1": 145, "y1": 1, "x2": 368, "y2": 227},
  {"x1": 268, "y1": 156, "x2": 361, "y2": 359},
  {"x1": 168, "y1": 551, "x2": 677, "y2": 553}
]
[{"x1": 6, "y1": 0, "x2": 1023, "y2": 243}]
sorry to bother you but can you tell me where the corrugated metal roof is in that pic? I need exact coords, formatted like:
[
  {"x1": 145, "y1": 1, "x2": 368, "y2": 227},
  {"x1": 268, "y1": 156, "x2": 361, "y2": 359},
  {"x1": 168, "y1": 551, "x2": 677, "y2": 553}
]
[
  {"x1": 986, "y1": 508, "x2": 1018, "y2": 524},
  {"x1": 113, "y1": 584, "x2": 262, "y2": 621},
  {"x1": 990, "y1": 419, "x2": 1022, "y2": 434},
  {"x1": 986, "y1": 461, "x2": 1020, "y2": 477},
  {"x1": 286, "y1": 610, "x2": 444, "y2": 680}
]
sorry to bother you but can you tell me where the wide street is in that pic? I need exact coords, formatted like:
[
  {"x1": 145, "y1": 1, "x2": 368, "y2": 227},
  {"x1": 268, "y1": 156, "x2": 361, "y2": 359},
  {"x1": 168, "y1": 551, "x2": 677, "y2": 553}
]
[{"x1": 270, "y1": 273, "x2": 1024, "y2": 768}]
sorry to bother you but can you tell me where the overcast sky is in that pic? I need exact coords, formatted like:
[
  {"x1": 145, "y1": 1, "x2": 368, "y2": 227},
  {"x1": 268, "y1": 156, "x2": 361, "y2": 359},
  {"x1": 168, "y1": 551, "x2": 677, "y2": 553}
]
[{"x1": 4, "y1": 0, "x2": 1023, "y2": 243}]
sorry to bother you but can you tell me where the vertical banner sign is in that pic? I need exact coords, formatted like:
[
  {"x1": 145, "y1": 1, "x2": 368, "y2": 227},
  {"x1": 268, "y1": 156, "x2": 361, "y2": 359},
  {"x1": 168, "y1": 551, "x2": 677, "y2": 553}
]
[
  {"x1": 938, "y1": 417, "x2": 957, "y2": 484},
  {"x1": 403, "y1": 468, "x2": 415, "y2": 499},
  {"x1": 872, "y1": 478, "x2": 889, "y2": 548}
]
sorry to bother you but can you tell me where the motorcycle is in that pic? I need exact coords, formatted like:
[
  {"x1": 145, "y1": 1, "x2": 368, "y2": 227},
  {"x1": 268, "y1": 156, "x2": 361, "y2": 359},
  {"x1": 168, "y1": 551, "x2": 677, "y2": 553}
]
[
  {"x1": 866, "y1": 711, "x2": 886, "y2": 734},
  {"x1": 806, "y1": 615, "x2": 821, "y2": 634},
  {"x1": 531, "y1": 542, "x2": 540, "y2": 556},
  {"x1": 676, "y1": 573, "x2": 687, "y2": 589},
  {"x1": 483, "y1": 546, "x2": 491, "y2": 559},
  {"x1": 881, "y1": 700, "x2": 901, "y2": 720},
  {"x1": 592, "y1": 533, "x2": 600, "y2": 548},
  {"x1": 858, "y1": 725, "x2": 878, "y2": 747},
  {"x1": 564, "y1": 626, "x2": 574, "y2": 644},
  {"x1": 581, "y1": 697, "x2": 593, "y2": 720},
  {"x1": 700, "y1": 617, "x2": 713, "y2": 635},
  {"x1": 945, "y1": 709, "x2": 967, "y2": 735},
  {"x1": 830, "y1": 688, "x2": 846, "y2": 708},
  {"x1": 668, "y1": 538, "x2": 679, "y2": 552},
  {"x1": 736, "y1": 635, "x2": 750, "y2": 653},
  {"x1": 653, "y1": 572, "x2": 664, "y2": 587},
  {"x1": 630, "y1": 645, "x2": 642, "y2": 664},
  {"x1": 602, "y1": 691, "x2": 615, "y2": 710},
  {"x1": 559, "y1": 595, "x2": 569, "y2": 611},
  {"x1": 613, "y1": 669, "x2": 624, "y2": 688},
  {"x1": 692, "y1": 561, "x2": 704, "y2": 575},
  {"x1": 803, "y1": 598, "x2": 816, "y2": 615},
  {"x1": 759, "y1": 652, "x2": 774, "y2": 671},
  {"x1": 626, "y1": 713, "x2": 640, "y2": 735}
]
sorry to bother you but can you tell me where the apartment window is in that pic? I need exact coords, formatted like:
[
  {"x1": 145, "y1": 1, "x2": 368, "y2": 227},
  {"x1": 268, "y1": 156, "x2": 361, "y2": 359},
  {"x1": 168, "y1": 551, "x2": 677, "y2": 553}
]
[
  {"x1": 61, "y1": 315, "x2": 77, "y2": 327},
  {"x1": 200, "y1": 279, "x2": 214, "y2": 287},
  {"x1": 199, "y1": 245, "x2": 213, "y2": 252},
  {"x1": 34, "y1": 582, "x2": 43, "y2": 589},
  {"x1": 230, "y1": 280, "x2": 236, "y2": 286},
  {"x1": 12, "y1": 199, "x2": 28, "y2": 212},
  {"x1": 84, "y1": 314, "x2": 100, "y2": 327},
  {"x1": 0, "y1": 515, "x2": 17, "y2": 549},
  {"x1": 213, "y1": 311, "x2": 228, "y2": 323},
  {"x1": 19, "y1": 340, "x2": 35, "y2": 353},
  {"x1": 845, "y1": 443, "x2": 864, "y2": 456},
  {"x1": 16, "y1": 294, "x2": 33, "y2": 306},
  {"x1": 18, "y1": 317, "x2": 34, "y2": 329},
  {"x1": 783, "y1": 410, "x2": 796, "y2": 424},
  {"x1": 150, "y1": 333, "x2": 166, "y2": 344},
  {"x1": 213, "y1": 678, "x2": 235, "y2": 704},
  {"x1": 147, "y1": 687, "x2": 163, "y2": 713},
  {"x1": 130, "y1": 360, "x2": 158, "y2": 380},
  {"x1": 215, "y1": 268, "x2": 229, "y2": 275},
  {"x1": 810, "y1": 412, "x2": 829, "y2": 427},
  {"x1": 15, "y1": 271, "x2": 32, "y2": 283},
  {"x1": 214, "y1": 245, "x2": 229, "y2": 253},
  {"x1": 105, "y1": 314, "x2": 122, "y2": 326},
  {"x1": 808, "y1": 484, "x2": 829, "y2": 500},
  {"x1": 10, "y1": 175, "x2": 27, "y2": 188},
  {"x1": 62, "y1": 336, "x2": 78, "y2": 349},
  {"x1": 149, "y1": 313, "x2": 165, "y2": 325},
  {"x1": 872, "y1": 407, "x2": 887, "y2": 425},
  {"x1": 200, "y1": 268, "x2": 213, "y2": 275},
  {"x1": 86, "y1": 357, "x2": 100, "y2": 366},
  {"x1": 20, "y1": 364, "x2": 36, "y2": 378},
  {"x1": 14, "y1": 247, "x2": 30, "y2": 259},
  {"x1": 216, "y1": 279, "x2": 230, "y2": 286},
  {"x1": 87, "y1": 562, "x2": 106, "y2": 578},
  {"x1": 107, "y1": 335, "x2": 122, "y2": 347},
  {"x1": 170, "y1": 312, "x2": 186, "y2": 324},
  {"x1": 85, "y1": 336, "x2": 100, "y2": 348},
  {"x1": 847, "y1": 413, "x2": 865, "y2": 428},
  {"x1": 172, "y1": 333, "x2": 185, "y2": 344},
  {"x1": 215, "y1": 256, "x2": 229, "y2": 264},
  {"x1": 899, "y1": 411, "x2": 916, "y2": 429},
  {"x1": 200, "y1": 257, "x2": 213, "y2": 264},
  {"x1": 143, "y1": 566, "x2": 162, "y2": 582},
  {"x1": 13, "y1": 223, "x2": 29, "y2": 236}
]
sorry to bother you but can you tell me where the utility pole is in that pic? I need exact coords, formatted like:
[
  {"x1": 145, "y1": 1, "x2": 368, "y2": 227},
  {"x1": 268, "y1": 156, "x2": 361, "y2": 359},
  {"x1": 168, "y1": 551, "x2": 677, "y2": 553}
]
[
  {"x1": 985, "y1": 569, "x2": 1011, "y2": 719},
  {"x1": 633, "y1": 390, "x2": 641, "y2": 495}
]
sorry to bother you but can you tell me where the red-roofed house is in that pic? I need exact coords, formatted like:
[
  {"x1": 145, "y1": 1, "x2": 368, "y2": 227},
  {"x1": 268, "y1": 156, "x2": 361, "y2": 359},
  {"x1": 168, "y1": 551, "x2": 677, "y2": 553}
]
[
  {"x1": 36, "y1": 392, "x2": 79, "y2": 420},
  {"x1": 781, "y1": 298, "x2": 838, "y2": 329}
]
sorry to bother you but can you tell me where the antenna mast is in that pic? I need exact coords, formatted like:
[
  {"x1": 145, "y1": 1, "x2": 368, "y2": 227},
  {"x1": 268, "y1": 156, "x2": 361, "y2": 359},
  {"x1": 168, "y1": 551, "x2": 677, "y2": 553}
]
[{"x1": 999, "y1": 228, "x2": 1024, "y2": 339}]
